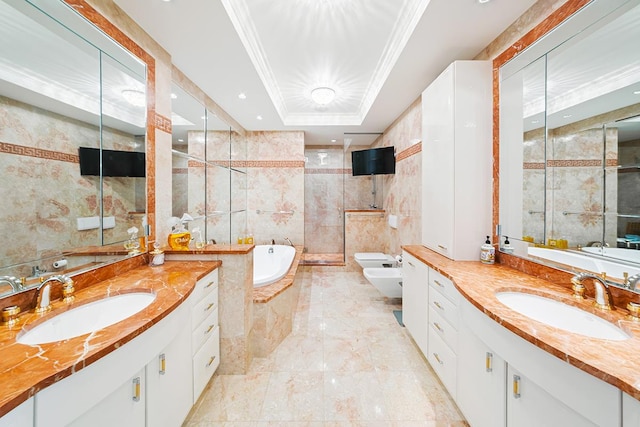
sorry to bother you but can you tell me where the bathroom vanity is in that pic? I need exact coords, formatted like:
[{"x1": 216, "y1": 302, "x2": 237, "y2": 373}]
[
  {"x1": 402, "y1": 245, "x2": 640, "y2": 427},
  {"x1": 0, "y1": 261, "x2": 220, "y2": 426}
]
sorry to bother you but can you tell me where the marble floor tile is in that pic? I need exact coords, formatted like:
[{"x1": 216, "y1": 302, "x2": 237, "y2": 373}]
[{"x1": 184, "y1": 269, "x2": 468, "y2": 426}]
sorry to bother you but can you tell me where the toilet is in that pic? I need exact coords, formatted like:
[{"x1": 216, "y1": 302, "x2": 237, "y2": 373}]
[
  {"x1": 363, "y1": 268, "x2": 403, "y2": 298},
  {"x1": 354, "y1": 252, "x2": 402, "y2": 298},
  {"x1": 354, "y1": 252, "x2": 396, "y2": 269}
]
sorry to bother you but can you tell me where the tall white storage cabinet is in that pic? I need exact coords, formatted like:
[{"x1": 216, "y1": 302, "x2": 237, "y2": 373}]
[{"x1": 421, "y1": 60, "x2": 492, "y2": 260}]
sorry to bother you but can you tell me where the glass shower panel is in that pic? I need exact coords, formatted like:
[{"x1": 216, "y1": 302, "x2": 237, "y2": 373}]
[{"x1": 205, "y1": 111, "x2": 231, "y2": 244}]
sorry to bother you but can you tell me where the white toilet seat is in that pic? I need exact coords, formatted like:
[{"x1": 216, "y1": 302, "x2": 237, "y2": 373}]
[{"x1": 363, "y1": 267, "x2": 402, "y2": 298}]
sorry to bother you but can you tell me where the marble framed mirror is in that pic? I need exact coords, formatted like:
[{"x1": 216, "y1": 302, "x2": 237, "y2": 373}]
[
  {"x1": 498, "y1": 0, "x2": 640, "y2": 285},
  {"x1": 0, "y1": 0, "x2": 148, "y2": 294}
]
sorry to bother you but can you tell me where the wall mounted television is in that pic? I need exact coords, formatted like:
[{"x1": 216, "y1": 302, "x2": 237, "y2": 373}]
[
  {"x1": 351, "y1": 146, "x2": 396, "y2": 176},
  {"x1": 78, "y1": 147, "x2": 146, "y2": 177}
]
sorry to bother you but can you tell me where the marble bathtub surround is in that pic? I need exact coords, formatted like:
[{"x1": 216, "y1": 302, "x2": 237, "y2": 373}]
[
  {"x1": 403, "y1": 245, "x2": 640, "y2": 401},
  {"x1": 0, "y1": 260, "x2": 220, "y2": 417}
]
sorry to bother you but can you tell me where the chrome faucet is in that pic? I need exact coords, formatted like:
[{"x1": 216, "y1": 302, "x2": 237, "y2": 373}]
[
  {"x1": 284, "y1": 237, "x2": 294, "y2": 247},
  {"x1": 0, "y1": 276, "x2": 22, "y2": 293},
  {"x1": 625, "y1": 273, "x2": 640, "y2": 291},
  {"x1": 35, "y1": 275, "x2": 74, "y2": 313},
  {"x1": 571, "y1": 273, "x2": 614, "y2": 310}
]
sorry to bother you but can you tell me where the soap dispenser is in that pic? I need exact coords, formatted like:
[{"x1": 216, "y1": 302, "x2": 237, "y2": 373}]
[
  {"x1": 502, "y1": 236, "x2": 514, "y2": 254},
  {"x1": 480, "y1": 236, "x2": 495, "y2": 264}
]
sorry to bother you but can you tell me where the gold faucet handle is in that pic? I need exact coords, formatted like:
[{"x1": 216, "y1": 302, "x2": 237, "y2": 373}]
[
  {"x1": 572, "y1": 283, "x2": 585, "y2": 300},
  {"x1": 627, "y1": 302, "x2": 640, "y2": 321},
  {"x1": 1, "y1": 305, "x2": 21, "y2": 327},
  {"x1": 62, "y1": 281, "x2": 75, "y2": 304}
]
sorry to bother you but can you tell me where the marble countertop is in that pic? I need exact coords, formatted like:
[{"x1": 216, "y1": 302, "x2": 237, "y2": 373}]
[
  {"x1": 403, "y1": 245, "x2": 640, "y2": 401},
  {"x1": 0, "y1": 260, "x2": 220, "y2": 417}
]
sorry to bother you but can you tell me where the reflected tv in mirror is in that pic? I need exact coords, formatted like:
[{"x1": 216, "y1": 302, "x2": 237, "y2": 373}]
[
  {"x1": 79, "y1": 147, "x2": 145, "y2": 177},
  {"x1": 351, "y1": 146, "x2": 396, "y2": 176}
]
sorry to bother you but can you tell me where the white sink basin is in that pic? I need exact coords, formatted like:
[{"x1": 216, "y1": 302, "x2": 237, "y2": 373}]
[
  {"x1": 495, "y1": 291, "x2": 630, "y2": 341},
  {"x1": 17, "y1": 292, "x2": 156, "y2": 345}
]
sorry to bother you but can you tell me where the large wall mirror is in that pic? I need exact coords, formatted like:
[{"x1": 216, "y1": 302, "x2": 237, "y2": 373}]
[
  {"x1": 499, "y1": 0, "x2": 640, "y2": 286},
  {"x1": 171, "y1": 83, "x2": 247, "y2": 246},
  {"x1": 0, "y1": 0, "x2": 147, "y2": 293}
]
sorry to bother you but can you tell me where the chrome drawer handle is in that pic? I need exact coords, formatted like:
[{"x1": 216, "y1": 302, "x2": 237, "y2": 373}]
[
  {"x1": 205, "y1": 302, "x2": 215, "y2": 312},
  {"x1": 433, "y1": 301, "x2": 444, "y2": 310},
  {"x1": 206, "y1": 356, "x2": 216, "y2": 367},
  {"x1": 433, "y1": 353, "x2": 443, "y2": 365},
  {"x1": 433, "y1": 322, "x2": 444, "y2": 332},
  {"x1": 513, "y1": 375, "x2": 521, "y2": 398},
  {"x1": 434, "y1": 279, "x2": 444, "y2": 288},
  {"x1": 132, "y1": 377, "x2": 141, "y2": 402},
  {"x1": 486, "y1": 352, "x2": 493, "y2": 372},
  {"x1": 159, "y1": 353, "x2": 166, "y2": 375},
  {"x1": 205, "y1": 325, "x2": 214, "y2": 334},
  {"x1": 437, "y1": 244, "x2": 448, "y2": 250},
  {"x1": 205, "y1": 281, "x2": 215, "y2": 288}
]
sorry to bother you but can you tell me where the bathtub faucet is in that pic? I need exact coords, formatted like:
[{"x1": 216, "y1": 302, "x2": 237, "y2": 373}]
[{"x1": 284, "y1": 237, "x2": 294, "y2": 247}]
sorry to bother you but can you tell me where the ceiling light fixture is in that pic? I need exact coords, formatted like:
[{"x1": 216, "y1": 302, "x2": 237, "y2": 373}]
[
  {"x1": 634, "y1": 90, "x2": 640, "y2": 95},
  {"x1": 310, "y1": 87, "x2": 336, "y2": 105},
  {"x1": 257, "y1": 115, "x2": 263, "y2": 120},
  {"x1": 170, "y1": 93, "x2": 178, "y2": 99},
  {"x1": 477, "y1": 0, "x2": 491, "y2": 3},
  {"x1": 121, "y1": 89, "x2": 146, "y2": 107},
  {"x1": 238, "y1": 93, "x2": 247, "y2": 99}
]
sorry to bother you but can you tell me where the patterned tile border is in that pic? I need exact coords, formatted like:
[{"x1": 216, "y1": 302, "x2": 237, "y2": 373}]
[
  {"x1": 524, "y1": 159, "x2": 620, "y2": 169},
  {"x1": 396, "y1": 142, "x2": 422, "y2": 162},
  {"x1": 155, "y1": 114, "x2": 172, "y2": 134},
  {"x1": 173, "y1": 168, "x2": 188, "y2": 174},
  {"x1": 305, "y1": 168, "x2": 351, "y2": 174},
  {"x1": 523, "y1": 162, "x2": 545, "y2": 170},
  {"x1": 187, "y1": 160, "x2": 305, "y2": 168},
  {"x1": 0, "y1": 141, "x2": 78, "y2": 163}
]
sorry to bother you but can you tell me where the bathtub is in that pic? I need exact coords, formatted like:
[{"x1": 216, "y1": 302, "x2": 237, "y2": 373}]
[{"x1": 253, "y1": 245, "x2": 296, "y2": 287}]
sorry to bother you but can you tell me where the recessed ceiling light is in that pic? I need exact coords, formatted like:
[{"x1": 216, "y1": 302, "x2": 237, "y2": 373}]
[
  {"x1": 257, "y1": 115, "x2": 263, "y2": 120},
  {"x1": 121, "y1": 89, "x2": 145, "y2": 107},
  {"x1": 310, "y1": 87, "x2": 336, "y2": 105},
  {"x1": 634, "y1": 90, "x2": 640, "y2": 95},
  {"x1": 563, "y1": 114, "x2": 572, "y2": 118},
  {"x1": 238, "y1": 93, "x2": 247, "y2": 100},
  {"x1": 477, "y1": 0, "x2": 491, "y2": 3},
  {"x1": 531, "y1": 120, "x2": 539, "y2": 124},
  {"x1": 331, "y1": 139, "x2": 337, "y2": 143},
  {"x1": 170, "y1": 93, "x2": 177, "y2": 99},
  {"x1": 201, "y1": 116, "x2": 206, "y2": 120},
  {"x1": 178, "y1": 139, "x2": 184, "y2": 142}
]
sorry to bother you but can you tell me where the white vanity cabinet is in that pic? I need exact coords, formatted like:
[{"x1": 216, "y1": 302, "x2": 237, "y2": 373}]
[
  {"x1": 421, "y1": 60, "x2": 492, "y2": 260},
  {"x1": 0, "y1": 398, "x2": 33, "y2": 427},
  {"x1": 457, "y1": 318, "x2": 506, "y2": 427},
  {"x1": 190, "y1": 269, "x2": 220, "y2": 402},
  {"x1": 401, "y1": 250, "x2": 429, "y2": 355},
  {"x1": 67, "y1": 368, "x2": 146, "y2": 427},
  {"x1": 426, "y1": 269, "x2": 460, "y2": 398},
  {"x1": 460, "y1": 296, "x2": 621, "y2": 427},
  {"x1": 146, "y1": 320, "x2": 193, "y2": 427},
  {"x1": 623, "y1": 393, "x2": 640, "y2": 426}
]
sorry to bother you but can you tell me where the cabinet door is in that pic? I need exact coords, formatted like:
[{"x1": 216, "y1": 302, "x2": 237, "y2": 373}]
[
  {"x1": 0, "y1": 398, "x2": 33, "y2": 427},
  {"x1": 623, "y1": 393, "x2": 640, "y2": 426},
  {"x1": 422, "y1": 65, "x2": 455, "y2": 257},
  {"x1": 68, "y1": 369, "x2": 145, "y2": 427},
  {"x1": 146, "y1": 321, "x2": 193, "y2": 427},
  {"x1": 457, "y1": 319, "x2": 506, "y2": 427},
  {"x1": 507, "y1": 366, "x2": 596, "y2": 427},
  {"x1": 401, "y1": 251, "x2": 429, "y2": 355}
]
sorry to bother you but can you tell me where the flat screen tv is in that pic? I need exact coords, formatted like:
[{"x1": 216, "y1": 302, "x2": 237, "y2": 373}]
[
  {"x1": 351, "y1": 146, "x2": 395, "y2": 176},
  {"x1": 78, "y1": 147, "x2": 146, "y2": 177}
]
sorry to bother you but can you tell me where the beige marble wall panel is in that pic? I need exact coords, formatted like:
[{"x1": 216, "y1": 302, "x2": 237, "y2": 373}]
[
  {"x1": 246, "y1": 131, "x2": 305, "y2": 162},
  {"x1": 344, "y1": 212, "x2": 387, "y2": 271},
  {"x1": 217, "y1": 252, "x2": 253, "y2": 374}
]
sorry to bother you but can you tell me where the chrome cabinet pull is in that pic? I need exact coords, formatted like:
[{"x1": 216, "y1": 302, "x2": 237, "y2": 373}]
[
  {"x1": 205, "y1": 302, "x2": 215, "y2": 312},
  {"x1": 205, "y1": 324, "x2": 214, "y2": 334},
  {"x1": 205, "y1": 281, "x2": 215, "y2": 288},
  {"x1": 433, "y1": 322, "x2": 444, "y2": 332},
  {"x1": 434, "y1": 279, "x2": 444, "y2": 288},
  {"x1": 407, "y1": 261, "x2": 415, "y2": 267},
  {"x1": 132, "y1": 377, "x2": 141, "y2": 402},
  {"x1": 433, "y1": 353, "x2": 443, "y2": 365},
  {"x1": 433, "y1": 301, "x2": 444, "y2": 310},
  {"x1": 513, "y1": 375, "x2": 521, "y2": 398},
  {"x1": 159, "y1": 353, "x2": 166, "y2": 375},
  {"x1": 437, "y1": 244, "x2": 448, "y2": 251},
  {"x1": 485, "y1": 352, "x2": 493, "y2": 372}
]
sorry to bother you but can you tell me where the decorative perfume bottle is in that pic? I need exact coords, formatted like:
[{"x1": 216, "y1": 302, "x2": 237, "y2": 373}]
[{"x1": 167, "y1": 213, "x2": 193, "y2": 250}]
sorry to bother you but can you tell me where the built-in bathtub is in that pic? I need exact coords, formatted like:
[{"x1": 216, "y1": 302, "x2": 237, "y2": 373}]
[
  {"x1": 251, "y1": 245, "x2": 303, "y2": 357},
  {"x1": 253, "y1": 245, "x2": 296, "y2": 287}
]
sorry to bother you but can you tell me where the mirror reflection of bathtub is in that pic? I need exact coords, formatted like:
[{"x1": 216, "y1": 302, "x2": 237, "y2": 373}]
[
  {"x1": 253, "y1": 245, "x2": 296, "y2": 287},
  {"x1": 528, "y1": 247, "x2": 640, "y2": 280}
]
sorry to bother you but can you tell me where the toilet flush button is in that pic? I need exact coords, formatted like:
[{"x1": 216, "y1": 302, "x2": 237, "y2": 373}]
[{"x1": 388, "y1": 215, "x2": 398, "y2": 229}]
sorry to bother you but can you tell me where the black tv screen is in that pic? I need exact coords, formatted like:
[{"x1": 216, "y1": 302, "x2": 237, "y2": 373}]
[
  {"x1": 351, "y1": 146, "x2": 395, "y2": 176},
  {"x1": 79, "y1": 147, "x2": 146, "y2": 177}
]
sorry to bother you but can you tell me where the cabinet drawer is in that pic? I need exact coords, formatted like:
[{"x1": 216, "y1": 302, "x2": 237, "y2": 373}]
[
  {"x1": 192, "y1": 270, "x2": 218, "y2": 303},
  {"x1": 429, "y1": 304, "x2": 458, "y2": 353},
  {"x1": 429, "y1": 269, "x2": 458, "y2": 304},
  {"x1": 192, "y1": 307, "x2": 219, "y2": 354},
  {"x1": 193, "y1": 326, "x2": 220, "y2": 402},
  {"x1": 429, "y1": 286, "x2": 458, "y2": 330},
  {"x1": 428, "y1": 328, "x2": 457, "y2": 398},
  {"x1": 192, "y1": 289, "x2": 218, "y2": 329}
]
